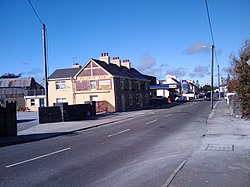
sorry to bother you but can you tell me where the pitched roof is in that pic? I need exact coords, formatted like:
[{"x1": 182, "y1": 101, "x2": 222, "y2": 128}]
[
  {"x1": 0, "y1": 77, "x2": 34, "y2": 88},
  {"x1": 91, "y1": 59, "x2": 149, "y2": 81},
  {"x1": 48, "y1": 67, "x2": 81, "y2": 79}
]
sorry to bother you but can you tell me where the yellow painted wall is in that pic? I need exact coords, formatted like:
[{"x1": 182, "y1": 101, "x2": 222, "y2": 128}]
[{"x1": 48, "y1": 79, "x2": 75, "y2": 106}]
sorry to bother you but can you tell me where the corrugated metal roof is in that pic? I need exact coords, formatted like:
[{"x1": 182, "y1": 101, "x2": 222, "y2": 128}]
[
  {"x1": 0, "y1": 77, "x2": 33, "y2": 88},
  {"x1": 48, "y1": 67, "x2": 81, "y2": 79}
]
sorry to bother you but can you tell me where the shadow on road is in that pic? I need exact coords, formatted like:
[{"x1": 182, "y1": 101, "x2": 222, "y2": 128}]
[{"x1": 0, "y1": 132, "x2": 72, "y2": 148}]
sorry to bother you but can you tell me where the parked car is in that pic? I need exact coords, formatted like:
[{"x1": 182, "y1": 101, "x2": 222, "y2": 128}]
[
  {"x1": 175, "y1": 95, "x2": 186, "y2": 102},
  {"x1": 203, "y1": 92, "x2": 211, "y2": 101}
]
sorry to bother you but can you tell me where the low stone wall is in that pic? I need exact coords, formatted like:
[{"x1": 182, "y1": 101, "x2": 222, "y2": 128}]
[
  {"x1": 0, "y1": 102, "x2": 17, "y2": 136},
  {"x1": 63, "y1": 104, "x2": 92, "y2": 121},
  {"x1": 39, "y1": 106, "x2": 62, "y2": 124},
  {"x1": 39, "y1": 102, "x2": 96, "y2": 124}
]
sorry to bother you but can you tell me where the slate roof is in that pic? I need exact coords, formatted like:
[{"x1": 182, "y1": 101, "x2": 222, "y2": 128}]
[
  {"x1": 91, "y1": 59, "x2": 149, "y2": 81},
  {"x1": 48, "y1": 67, "x2": 81, "y2": 79},
  {"x1": 0, "y1": 77, "x2": 34, "y2": 88}
]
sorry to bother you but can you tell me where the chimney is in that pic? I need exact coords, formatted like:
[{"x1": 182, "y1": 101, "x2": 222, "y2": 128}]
[
  {"x1": 72, "y1": 63, "x2": 81, "y2": 68},
  {"x1": 111, "y1": 57, "x2": 121, "y2": 67},
  {"x1": 121, "y1": 59, "x2": 131, "y2": 69},
  {"x1": 99, "y1": 52, "x2": 110, "y2": 64}
]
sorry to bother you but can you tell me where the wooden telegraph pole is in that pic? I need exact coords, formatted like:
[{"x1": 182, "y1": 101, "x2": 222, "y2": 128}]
[{"x1": 42, "y1": 24, "x2": 49, "y2": 107}]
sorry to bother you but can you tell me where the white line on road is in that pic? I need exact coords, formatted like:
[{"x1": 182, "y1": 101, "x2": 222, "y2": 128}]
[
  {"x1": 6, "y1": 147, "x2": 71, "y2": 168},
  {"x1": 177, "y1": 110, "x2": 181, "y2": 112},
  {"x1": 165, "y1": 114, "x2": 173, "y2": 118},
  {"x1": 107, "y1": 129, "x2": 130, "y2": 137},
  {"x1": 145, "y1": 119, "x2": 157, "y2": 125}
]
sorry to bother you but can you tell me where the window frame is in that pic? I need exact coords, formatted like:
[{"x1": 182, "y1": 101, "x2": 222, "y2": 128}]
[
  {"x1": 55, "y1": 81, "x2": 66, "y2": 90},
  {"x1": 30, "y1": 99, "x2": 35, "y2": 106},
  {"x1": 90, "y1": 80, "x2": 97, "y2": 90}
]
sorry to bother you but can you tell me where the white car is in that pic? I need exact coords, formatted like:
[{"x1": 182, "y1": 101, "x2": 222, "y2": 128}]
[{"x1": 175, "y1": 96, "x2": 186, "y2": 102}]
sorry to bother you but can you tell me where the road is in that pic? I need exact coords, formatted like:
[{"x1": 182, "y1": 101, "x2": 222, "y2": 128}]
[{"x1": 0, "y1": 101, "x2": 211, "y2": 187}]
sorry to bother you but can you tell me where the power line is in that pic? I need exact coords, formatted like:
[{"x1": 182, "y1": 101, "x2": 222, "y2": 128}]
[
  {"x1": 204, "y1": 0, "x2": 219, "y2": 65},
  {"x1": 204, "y1": 0, "x2": 215, "y2": 45},
  {"x1": 28, "y1": 0, "x2": 43, "y2": 25}
]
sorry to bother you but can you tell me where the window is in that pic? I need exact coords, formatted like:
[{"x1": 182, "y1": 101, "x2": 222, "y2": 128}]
[
  {"x1": 56, "y1": 98, "x2": 67, "y2": 103},
  {"x1": 120, "y1": 80, "x2": 124, "y2": 89},
  {"x1": 56, "y1": 81, "x2": 66, "y2": 90},
  {"x1": 90, "y1": 80, "x2": 97, "y2": 90},
  {"x1": 31, "y1": 99, "x2": 35, "y2": 106},
  {"x1": 129, "y1": 94, "x2": 133, "y2": 105},
  {"x1": 145, "y1": 94, "x2": 149, "y2": 104},
  {"x1": 129, "y1": 80, "x2": 132, "y2": 90},
  {"x1": 136, "y1": 94, "x2": 140, "y2": 104}
]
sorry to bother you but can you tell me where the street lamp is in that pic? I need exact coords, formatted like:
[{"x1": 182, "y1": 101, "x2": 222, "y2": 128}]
[{"x1": 203, "y1": 44, "x2": 215, "y2": 109}]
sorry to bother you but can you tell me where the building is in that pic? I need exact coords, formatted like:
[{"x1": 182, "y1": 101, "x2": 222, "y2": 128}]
[
  {"x1": 0, "y1": 77, "x2": 45, "y2": 111},
  {"x1": 48, "y1": 53, "x2": 152, "y2": 112},
  {"x1": 48, "y1": 64, "x2": 82, "y2": 106},
  {"x1": 150, "y1": 75, "x2": 181, "y2": 100}
]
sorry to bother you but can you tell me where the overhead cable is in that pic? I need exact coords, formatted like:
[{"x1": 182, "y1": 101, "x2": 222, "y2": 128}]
[{"x1": 28, "y1": 0, "x2": 43, "y2": 25}]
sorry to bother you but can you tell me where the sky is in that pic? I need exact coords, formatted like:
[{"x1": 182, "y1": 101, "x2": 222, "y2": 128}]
[{"x1": 1, "y1": 0, "x2": 250, "y2": 86}]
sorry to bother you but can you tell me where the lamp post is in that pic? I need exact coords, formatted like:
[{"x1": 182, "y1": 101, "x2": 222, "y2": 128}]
[{"x1": 203, "y1": 44, "x2": 215, "y2": 109}]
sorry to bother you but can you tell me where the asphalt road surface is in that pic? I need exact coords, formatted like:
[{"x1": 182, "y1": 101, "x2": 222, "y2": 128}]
[{"x1": 0, "y1": 101, "x2": 211, "y2": 187}]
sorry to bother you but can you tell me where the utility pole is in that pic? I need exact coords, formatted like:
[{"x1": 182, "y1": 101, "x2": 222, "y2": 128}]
[
  {"x1": 42, "y1": 24, "x2": 49, "y2": 107},
  {"x1": 218, "y1": 64, "x2": 220, "y2": 100},
  {"x1": 211, "y1": 45, "x2": 215, "y2": 109}
]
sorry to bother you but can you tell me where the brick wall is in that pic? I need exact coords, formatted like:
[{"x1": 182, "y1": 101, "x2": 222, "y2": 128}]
[
  {"x1": 38, "y1": 102, "x2": 96, "y2": 124},
  {"x1": 0, "y1": 102, "x2": 17, "y2": 136},
  {"x1": 39, "y1": 106, "x2": 62, "y2": 124}
]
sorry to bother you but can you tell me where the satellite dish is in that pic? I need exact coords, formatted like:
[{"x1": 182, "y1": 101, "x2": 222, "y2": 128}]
[{"x1": 247, "y1": 59, "x2": 250, "y2": 66}]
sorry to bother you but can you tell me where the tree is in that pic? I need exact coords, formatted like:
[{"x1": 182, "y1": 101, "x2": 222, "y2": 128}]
[
  {"x1": 0, "y1": 73, "x2": 21, "y2": 78},
  {"x1": 200, "y1": 84, "x2": 211, "y2": 93},
  {"x1": 227, "y1": 40, "x2": 250, "y2": 119}
]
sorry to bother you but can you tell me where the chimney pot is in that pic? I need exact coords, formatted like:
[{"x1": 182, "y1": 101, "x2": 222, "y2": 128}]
[{"x1": 99, "y1": 52, "x2": 110, "y2": 64}]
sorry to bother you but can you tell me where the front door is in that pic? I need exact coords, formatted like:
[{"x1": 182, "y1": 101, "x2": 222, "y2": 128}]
[{"x1": 39, "y1": 98, "x2": 44, "y2": 107}]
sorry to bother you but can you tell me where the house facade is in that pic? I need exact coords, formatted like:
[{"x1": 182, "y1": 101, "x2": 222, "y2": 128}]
[
  {"x1": 0, "y1": 77, "x2": 45, "y2": 111},
  {"x1": 48, "y1": 53, "x2": 151, "y2": 112},
  {"x1": 48, "y1": 64, "x2": 82, "y2": 106}
]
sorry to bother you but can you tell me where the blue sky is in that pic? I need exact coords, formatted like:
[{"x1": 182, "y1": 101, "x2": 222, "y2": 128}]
[{"x1": 1, "y1": 0, "x2": 250, "y2": 85}]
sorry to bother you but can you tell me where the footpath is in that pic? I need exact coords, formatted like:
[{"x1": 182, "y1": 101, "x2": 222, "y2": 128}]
[{"x1": 169, "y1": 100, "x2": 250, "y2": 187}]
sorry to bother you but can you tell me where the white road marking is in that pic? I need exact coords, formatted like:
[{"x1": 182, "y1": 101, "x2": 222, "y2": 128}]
[
  {"x1": 6, "y1": 147, "x2": 71, "y2": 168},
  {"x1": 107, "y1": 129, "x2": 130, "y2": 137},
  {"x1": 165, "y1": 114, "x2": 173, "y2": 118},
  {"x1": 177, "y1": 110, "x2": 181, "y2": 112},
  {"x1": 145, "y1": 119, "x2": 157, "y2": 125}
]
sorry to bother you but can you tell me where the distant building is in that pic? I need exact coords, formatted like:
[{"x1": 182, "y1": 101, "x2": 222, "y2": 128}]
[
  {"x1": 150, "y1": 75, "x2": 181, "y2": 99},
  {"x1": 0, "y1": 77, "x2": 45, "y2": 111},
  {"x1": 48, "y1": 53, "x2": 153, "y2": 112}
]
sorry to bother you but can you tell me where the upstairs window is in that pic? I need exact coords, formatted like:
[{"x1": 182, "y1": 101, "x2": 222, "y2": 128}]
[
  {"x1": 129, "y1": 80, "x2": 132, "y2": 90},
  {"x1": 120, "y1": 80, "x2": 124, "y2": 89},
  {"x1": 56, "y1": 81, "x2": 66, "y2": 90},
  {"x1": 90, "y1": 80, "x2": 97, "y2": 90}
]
